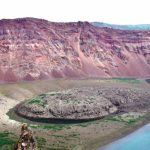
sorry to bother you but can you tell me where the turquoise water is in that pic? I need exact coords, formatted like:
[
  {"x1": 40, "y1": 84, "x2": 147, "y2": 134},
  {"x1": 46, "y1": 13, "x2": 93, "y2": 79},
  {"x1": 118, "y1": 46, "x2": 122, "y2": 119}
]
[
  {"x1": 98, "y1": 124, "x2": 150, "y2": 150},
  {"x1": 92, "y1": 22, "x2": 150, "y2": 30}
]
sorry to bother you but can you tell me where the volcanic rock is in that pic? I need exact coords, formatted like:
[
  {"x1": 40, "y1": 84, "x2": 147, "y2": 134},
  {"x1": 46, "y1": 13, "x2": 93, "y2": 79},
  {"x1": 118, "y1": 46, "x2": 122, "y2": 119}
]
[{"x1": 16, "y1": 87, "x2": 150, "y2": 121}]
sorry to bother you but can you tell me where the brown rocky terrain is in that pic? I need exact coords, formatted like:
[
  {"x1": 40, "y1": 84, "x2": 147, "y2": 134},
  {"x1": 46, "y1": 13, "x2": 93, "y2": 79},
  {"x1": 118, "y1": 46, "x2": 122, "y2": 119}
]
[
  {"x1": 0, "y1": 18, "x2": 150, "y2": 83},
  {"x1": 16, "y1": 86, "x2": 150, "y2": 121}
]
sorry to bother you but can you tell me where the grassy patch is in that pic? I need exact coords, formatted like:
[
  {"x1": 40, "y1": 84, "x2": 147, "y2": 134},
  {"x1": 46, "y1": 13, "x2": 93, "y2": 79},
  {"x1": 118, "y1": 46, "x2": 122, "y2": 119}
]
[
  {"x1": 36, "y1": 137, "x2": 46, "y2": 149},
  {"x1": 30, "y1": 124, "x2": 71, "y2": 131},
  {"x1": 27, "y1": 94, "x2": 47, "y2": 107},
  {"x1": 75, "y1": 121, "x2": 93, "y2": 128},
  {"x1": 112, "y1": 77, "x2": 141, "y2": 84},
  {"x1": 0, "y1": 132, "x2": 16, "y2": 149},
  {"x1": 106, "y1": 113, "x2": 145, "y2": 125},
  {"x1": 52, "y1": 132, "x2": 79, "y2": 140}
]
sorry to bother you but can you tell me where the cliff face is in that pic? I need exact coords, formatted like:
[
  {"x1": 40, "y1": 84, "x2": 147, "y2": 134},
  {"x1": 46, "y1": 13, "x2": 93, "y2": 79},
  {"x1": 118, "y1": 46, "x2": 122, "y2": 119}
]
[{"x1": 0, "y1": 18, "x2": 150, "y2": 82}]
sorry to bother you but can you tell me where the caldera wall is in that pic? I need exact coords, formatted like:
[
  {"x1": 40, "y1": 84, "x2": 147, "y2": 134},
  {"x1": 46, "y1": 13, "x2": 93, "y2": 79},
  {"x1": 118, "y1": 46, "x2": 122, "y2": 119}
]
[{"x1": 0, "y1": 18, "x2": 150, "y2": 83}]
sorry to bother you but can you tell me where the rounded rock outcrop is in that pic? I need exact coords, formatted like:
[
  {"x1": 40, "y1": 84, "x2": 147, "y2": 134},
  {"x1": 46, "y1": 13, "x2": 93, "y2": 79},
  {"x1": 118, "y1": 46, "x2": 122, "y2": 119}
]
[{"x1": 15, "y1": 86, "x2": 150, "y2": 121}]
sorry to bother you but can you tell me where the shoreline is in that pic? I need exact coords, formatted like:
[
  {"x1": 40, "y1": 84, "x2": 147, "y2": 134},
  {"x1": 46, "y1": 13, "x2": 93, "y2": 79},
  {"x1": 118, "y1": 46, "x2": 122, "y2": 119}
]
[
  {"x1": 84, "y1": 113, "x2": 150, "y2": 150},
  {"x1": 0, "y1": 95, "x2": 21, "y2": 130},
  {"x1": 8, "y1": 105, "x2": 150, "y2": 150},
  {"x1": 0, "y1": 78, "x2": 149, "y2": 150}
]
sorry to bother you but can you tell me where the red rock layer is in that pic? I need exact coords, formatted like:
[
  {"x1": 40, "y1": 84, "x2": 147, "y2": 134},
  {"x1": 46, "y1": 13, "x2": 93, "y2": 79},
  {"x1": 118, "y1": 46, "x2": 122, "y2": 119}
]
[{"x1": 0, "y1": 18, "x2": 150, "y2": 82}]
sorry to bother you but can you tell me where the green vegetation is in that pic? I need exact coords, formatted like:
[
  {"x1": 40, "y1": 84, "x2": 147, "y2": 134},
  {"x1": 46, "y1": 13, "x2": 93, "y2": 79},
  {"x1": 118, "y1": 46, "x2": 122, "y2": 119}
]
[
  {"x1": 36, "y1": 137, "x2": 46, "y2": 149},
  {"x1": 27, "y1": 94, "x2": 47, "y2": 107},
  {"x1": 30, "y1": 120, "x2": 95, "y2": 132},
  {"x1": 39, "y1": 93, "x2": 47, "y2": 98},
  {"x1": 0, "y1": 132, "x2": 16, "y2": 149},
  {"x1": 76, "y1": 123, "x2": 90, "y2": 127},
  {"x1": 112, "y1": 77, "x2": 141, "y2": 84},
  {"x1": 30, "y1": 124, "x2": 71, "y2": 131},
  {"x1": 106, "y1": 113, "x2": 144, "y2": 125},
  {"x1": 52, "y1": 132, "x2": 79, "y2": 140}
]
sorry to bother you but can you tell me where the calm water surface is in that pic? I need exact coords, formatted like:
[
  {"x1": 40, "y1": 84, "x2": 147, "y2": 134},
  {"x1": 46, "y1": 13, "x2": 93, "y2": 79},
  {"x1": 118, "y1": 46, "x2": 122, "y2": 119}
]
[{"x1": 98, "y1": 123, "x2": 150, "y2": 150}]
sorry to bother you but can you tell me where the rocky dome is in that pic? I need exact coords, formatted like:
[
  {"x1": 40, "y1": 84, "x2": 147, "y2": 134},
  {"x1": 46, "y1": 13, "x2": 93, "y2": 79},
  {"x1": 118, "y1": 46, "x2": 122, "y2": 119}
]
[
  {"x1": 15, "y1": 86, "x2": 150, "y2": 121},
  {"x1": 0, "y1": 18, "x2": 150, "y2": 83}
]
